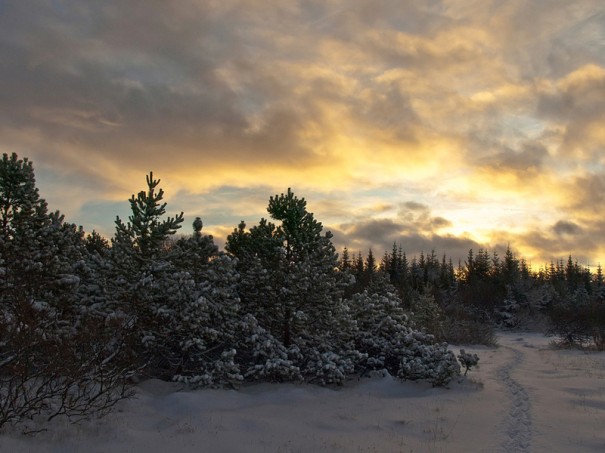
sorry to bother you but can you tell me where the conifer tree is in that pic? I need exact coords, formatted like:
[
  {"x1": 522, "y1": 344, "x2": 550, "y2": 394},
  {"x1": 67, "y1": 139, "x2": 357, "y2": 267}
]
[
  {"x1": 0, "y1": 153, "x2": 134, "y2": 427},
  {"x1": 596, "y1": 264, "x2": 604, "y2": 288},
  {"x1": 113, "y1": 172, "x2": 184, "y2": 263},
  {"x1": 339, "y1": 246, "x2": 351, "y2": 271},
  {"x1": 227, "y1": 189, "x2": 356, "y2": 384},
  {"x1": 108, "y1": 172, "x2": 188, "y2": 375},
  {"x1": 172, "y1": 217, "x2": 218, "y2": 279}
]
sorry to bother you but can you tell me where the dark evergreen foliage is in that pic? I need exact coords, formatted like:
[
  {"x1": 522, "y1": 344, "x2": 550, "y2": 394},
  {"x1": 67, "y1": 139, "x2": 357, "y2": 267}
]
[{"x1": 0, "y1": 153, "x2": 135, "y2": 429}]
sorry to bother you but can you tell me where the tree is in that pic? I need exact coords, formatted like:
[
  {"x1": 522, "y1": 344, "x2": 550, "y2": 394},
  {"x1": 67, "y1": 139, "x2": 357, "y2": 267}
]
[
  {"x1": 108, "y1": 172, "x2": 187, "y2": 375},
  {"x1": 410, "y1": 286, "x2": 445, "y2": 339},
  {"x1": 363, "y1": 248, "x2": 377, "y2": 286},
  {"x1": 339, "y1": 246, "x2": 351, "y2": 271},
  {"x1": 113, "y1": 172, "x2": 184, "y2": 263},
  {"x1": 227, "y1": 189, "x2": 356, "y2": 384},
  {"x1": 171, "y1": 217, "x2": 218, "y2": 279},
  {"x1": 595, "y1": 264, "x2": 604, "y2": 288},
  {"x1": 0, "y1": 153, "x2": 134, "y2": 428}
]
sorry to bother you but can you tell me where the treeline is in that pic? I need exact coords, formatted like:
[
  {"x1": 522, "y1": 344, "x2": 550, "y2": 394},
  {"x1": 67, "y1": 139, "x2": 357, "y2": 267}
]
[
  {"x1": 343, "y1": 244, "x2": 601, "y2": 299},
  {"x1": 341, "y1": 241, "x2": 605, "y2": 348}
]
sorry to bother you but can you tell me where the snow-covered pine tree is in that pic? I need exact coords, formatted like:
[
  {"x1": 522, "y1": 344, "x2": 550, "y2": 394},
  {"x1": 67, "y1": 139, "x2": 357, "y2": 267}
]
[
  {"x1": 107, "y1": 175, "x2": 276, "y2": 387},
  {"x1": 227, "y1": 189, "x2": 357, "y2": 384},
  {"x1": 171, "y1": 254, "x2": 243, "y2": 387},
  {"x1": 108, "y1": 172, "x2": 187, "y2": 376},
  {"x1": 171, "y1": 217, "x2": 218, "y2": 280},
  {"x1": 0, "y1": 153, "x2": 134, "y2": 428}
]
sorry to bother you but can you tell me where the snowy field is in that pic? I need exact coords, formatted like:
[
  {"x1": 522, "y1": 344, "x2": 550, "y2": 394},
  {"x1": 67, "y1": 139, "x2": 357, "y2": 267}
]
[{"x1": 2, "y1": 331, "x2": 605, "y2": 452}]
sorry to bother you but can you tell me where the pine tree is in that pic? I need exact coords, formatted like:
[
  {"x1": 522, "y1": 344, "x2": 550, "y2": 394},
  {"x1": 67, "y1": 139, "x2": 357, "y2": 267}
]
[
  {"x1": 85, "y1": 230, "x2": 110, "y2": 257},
  {"x1": 363, "y1": 248, "x2": 377, "y2": 287},
  {"x1": 501, "y1": 245, "x2": 519, "y2": 286},
  {"x1": 227, "y1": 189, "x2": 356, "y2": 384},
  {"x1": 410, "y1": 286, "x2": 445, "y2": 338},
  {"x1": 108, "y1": 172, "x2": 187, "y2": 375},
  {"x1": 0, "y1": 153, "x2": 134, "y2": 427},
  {"x1": 596, "y1": 264, "x2": 604, "y2": 288},
  {"x1": 113, "y1": 172, "x2": 184, "y2": 263},
  {"x1": 172, "y1": 217, "x2": 218, "y2": 279}
]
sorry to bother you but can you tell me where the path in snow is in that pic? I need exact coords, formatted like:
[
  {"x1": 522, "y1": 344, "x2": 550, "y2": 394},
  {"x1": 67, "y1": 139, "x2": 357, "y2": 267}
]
[{"x1": 497, "y1": 339, "x2": 532, "y2": 452}]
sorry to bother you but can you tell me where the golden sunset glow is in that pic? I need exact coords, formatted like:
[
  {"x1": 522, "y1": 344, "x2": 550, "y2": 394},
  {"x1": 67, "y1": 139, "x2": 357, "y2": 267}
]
[{"x1": 2, "y1": 1, "x2": 604, "y2": 265}]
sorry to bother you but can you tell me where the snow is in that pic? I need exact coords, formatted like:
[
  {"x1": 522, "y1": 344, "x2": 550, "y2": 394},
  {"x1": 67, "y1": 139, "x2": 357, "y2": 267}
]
[{"x1": 2, "y1": 332, "x2": 605, "y2": 452}]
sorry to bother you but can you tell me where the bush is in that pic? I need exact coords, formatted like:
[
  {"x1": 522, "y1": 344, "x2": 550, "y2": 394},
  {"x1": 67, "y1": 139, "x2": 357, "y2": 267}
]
[
  {"x1": 546, "y1": 290, "x2": 605, "y2": 350},
  {"x1": 397, "y1": 334, "x2": 461, "y2": 386},
  {"x1": 0, "y1": 296, "x2": 136, "y2": 430},
  {"x1": 457, "y1": 349, "x2": 480, "y2": 376},
  {"x1": 348, "y1": 291, "x2": 463, "y2": 386},
  {"x1": 441, "y1": 303, "x2": 497, "y2": 346}
]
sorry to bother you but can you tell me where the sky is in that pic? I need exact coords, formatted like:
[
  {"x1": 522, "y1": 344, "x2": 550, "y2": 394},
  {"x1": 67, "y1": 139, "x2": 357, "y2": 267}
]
[{"x1": 1, "y1": 0, "x2": 605, "y2": 267}]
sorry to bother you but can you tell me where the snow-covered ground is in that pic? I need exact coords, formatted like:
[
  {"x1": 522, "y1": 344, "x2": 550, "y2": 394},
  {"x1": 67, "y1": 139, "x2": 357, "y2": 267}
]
[{"x1": 2, "y1": 331, "x2": 605, "y2": 452}]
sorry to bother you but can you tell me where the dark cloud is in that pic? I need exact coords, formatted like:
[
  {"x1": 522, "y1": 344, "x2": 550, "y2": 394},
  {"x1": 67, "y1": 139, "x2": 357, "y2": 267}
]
[
  {"x1": 517, "y1": 229, "x2": 593, "y2": 266},
  {"x1": 330, "y1": 218, "x2": 480, "y2": 264},
  {"x1": 479, "y1": 142, "x2": 548, "y2": 173},
  {"x1": 396, "y1": 201, "x2": 451, "y2": 232},
  {"x1": 332, "y1": 200, "x2": 474, "y2": 262},
  {"x1": 340, "y1": 219, "x2": 403, "y2": 247},
  {"x1": 402, "y1": 201, "x2": 428, "y2": 211},
  {"x1": 552, "y1": 220, "x2": 582, "y2": 236},
  {"x1": 431, "y1": 216, "x2": 452, "y2": 229},
  {"x1": 537, "y1": 69, "x2": 605, "y2": 123},
  {"x1": 0, "y1": 0, "x2": 334, "y2": 180}
]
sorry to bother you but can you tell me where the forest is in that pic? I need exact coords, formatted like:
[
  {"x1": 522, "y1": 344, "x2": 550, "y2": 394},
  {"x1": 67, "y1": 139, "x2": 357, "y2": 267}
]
[{"x1": 1, "y1": 152, "x2": 604, "y2": 429}]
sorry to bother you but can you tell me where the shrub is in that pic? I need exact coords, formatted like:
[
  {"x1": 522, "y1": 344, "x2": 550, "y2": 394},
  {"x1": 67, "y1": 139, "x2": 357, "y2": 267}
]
[
  {"x1": 457, "y1": 349, "x2": 480, "y2": 376},
  {"x1": 441, "y1": 303, "x2": 497, "y2": 346},
  {"x1": 397, "y1": 334, "x2": 461, "y2": 386},
  {"x1": 0, "y1": 296, "x2": 135, "y2": 430},
  {"x1": 546, "y1": 289, "x2": 605, "y2": 350},
  {"x1": 348, "y1": 291, "x2": 463, "y2": 386}
]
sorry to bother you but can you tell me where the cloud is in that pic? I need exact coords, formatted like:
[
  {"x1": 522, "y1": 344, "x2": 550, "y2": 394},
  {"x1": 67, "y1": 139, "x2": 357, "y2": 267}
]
[
  {"x1": 2, "y1": 0, "x2": 605, "y2": 266},
  {"x1": 552, "y1": 220, "x2": 582, "y2": 236}
]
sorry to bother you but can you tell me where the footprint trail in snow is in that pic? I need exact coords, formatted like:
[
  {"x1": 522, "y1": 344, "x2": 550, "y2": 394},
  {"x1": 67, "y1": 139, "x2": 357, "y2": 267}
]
[{"x1": 497, "y1": 341, "x2": 532, "y2": 452}]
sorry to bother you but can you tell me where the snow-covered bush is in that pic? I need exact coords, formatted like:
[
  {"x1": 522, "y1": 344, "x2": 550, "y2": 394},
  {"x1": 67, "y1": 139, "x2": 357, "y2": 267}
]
[
  {"x1": 171, "y1": 255, "x2": 246, "y2": 387},
  {"x1": 348, "y1": 290, "x2": 410, "y2": 374},
  {"x1": 348, "y1": 290, "x2": 462, "y2": 386},
  {"x1": 398, "y1": 334, "x2": 460, "y2": 386},
  {"x1": 239, "y1": 315, "x2": 302, "y2": 383},
  {"x1": 457, "y1": 349, "x2": 480, "y2": 376},
  {"x1": 300, "y1": 347, "x2": 360, "y2": 386}
]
